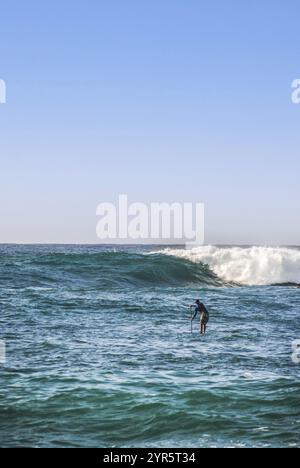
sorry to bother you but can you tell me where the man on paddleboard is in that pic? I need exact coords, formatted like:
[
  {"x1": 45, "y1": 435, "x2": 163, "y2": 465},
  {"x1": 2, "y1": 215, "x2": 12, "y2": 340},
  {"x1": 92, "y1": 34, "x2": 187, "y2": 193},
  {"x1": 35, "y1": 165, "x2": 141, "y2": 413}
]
[{"x1": 190, "y1": 299, "x2": 209, "y2": 334}]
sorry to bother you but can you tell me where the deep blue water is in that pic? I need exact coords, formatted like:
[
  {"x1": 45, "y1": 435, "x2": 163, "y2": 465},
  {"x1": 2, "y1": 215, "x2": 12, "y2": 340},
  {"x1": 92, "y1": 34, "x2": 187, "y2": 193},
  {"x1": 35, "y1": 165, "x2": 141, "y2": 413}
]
[{"x1": 0, "y1": 245, "x2": 299, "y2": 447}]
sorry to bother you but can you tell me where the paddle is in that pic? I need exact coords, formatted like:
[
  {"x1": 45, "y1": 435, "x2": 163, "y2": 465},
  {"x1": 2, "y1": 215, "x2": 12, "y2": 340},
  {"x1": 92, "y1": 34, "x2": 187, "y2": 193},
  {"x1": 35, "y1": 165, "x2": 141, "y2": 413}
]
[{"x1": 190, "y1": 306, "x2": 193, "y2": 334}]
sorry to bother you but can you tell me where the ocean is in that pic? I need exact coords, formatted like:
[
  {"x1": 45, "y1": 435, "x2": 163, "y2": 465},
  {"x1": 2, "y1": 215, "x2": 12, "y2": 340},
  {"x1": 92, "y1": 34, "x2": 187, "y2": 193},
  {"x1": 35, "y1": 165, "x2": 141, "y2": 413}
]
[{"x1": 0, "y1": 244, "x2": 299, "y2": 448}]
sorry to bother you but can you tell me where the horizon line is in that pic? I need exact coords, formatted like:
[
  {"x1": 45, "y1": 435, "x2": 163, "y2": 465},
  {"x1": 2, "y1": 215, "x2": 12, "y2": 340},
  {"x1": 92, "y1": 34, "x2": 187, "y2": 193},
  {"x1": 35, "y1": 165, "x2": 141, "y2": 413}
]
[{"x1": 0, "y1": 243, "x2": 299, "y2": 248}]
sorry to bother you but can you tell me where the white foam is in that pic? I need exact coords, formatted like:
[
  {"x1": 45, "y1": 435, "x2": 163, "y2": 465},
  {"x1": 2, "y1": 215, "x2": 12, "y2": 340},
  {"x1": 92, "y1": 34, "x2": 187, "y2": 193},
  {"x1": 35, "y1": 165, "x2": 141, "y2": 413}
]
[{"x1": 159, "y1": 245, "x2": 300, "y2": 286}]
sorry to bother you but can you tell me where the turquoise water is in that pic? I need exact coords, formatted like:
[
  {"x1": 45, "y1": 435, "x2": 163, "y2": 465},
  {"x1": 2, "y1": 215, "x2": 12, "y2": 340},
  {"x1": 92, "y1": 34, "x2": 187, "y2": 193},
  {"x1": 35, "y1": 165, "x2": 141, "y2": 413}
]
[{"x1": 0, "y1": 245, "x2": 299, "y2": 447}]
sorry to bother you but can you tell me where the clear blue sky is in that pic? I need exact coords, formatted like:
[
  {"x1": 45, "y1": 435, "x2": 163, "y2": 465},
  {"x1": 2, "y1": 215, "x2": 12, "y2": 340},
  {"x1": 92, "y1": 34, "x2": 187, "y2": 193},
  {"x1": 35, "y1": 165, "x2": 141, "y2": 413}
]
[{"x1": 0, "y1": 0, "x2": 299, "y2": 244}]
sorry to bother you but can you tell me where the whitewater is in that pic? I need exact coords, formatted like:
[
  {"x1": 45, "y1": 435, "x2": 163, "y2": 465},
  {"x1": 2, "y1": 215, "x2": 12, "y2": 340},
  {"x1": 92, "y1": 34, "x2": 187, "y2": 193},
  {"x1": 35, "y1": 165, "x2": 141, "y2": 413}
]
[{"x1": 160, "y1": 245, "x2": 300, "y2": 286}]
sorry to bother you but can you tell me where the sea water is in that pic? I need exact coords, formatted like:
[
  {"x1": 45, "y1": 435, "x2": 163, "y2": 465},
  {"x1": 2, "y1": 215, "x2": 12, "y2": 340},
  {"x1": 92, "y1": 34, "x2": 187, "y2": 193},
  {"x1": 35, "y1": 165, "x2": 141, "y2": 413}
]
[{"x1": 0, "y1": 244, "x2": 299, "y2": 447}]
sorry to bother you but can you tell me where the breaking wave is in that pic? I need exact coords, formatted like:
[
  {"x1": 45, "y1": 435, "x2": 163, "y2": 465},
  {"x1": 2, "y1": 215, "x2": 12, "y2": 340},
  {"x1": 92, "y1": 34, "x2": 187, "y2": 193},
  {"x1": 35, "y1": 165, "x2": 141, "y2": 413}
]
[{"x1": 159, "y1": 245, "x2": 300, "y2": 286}]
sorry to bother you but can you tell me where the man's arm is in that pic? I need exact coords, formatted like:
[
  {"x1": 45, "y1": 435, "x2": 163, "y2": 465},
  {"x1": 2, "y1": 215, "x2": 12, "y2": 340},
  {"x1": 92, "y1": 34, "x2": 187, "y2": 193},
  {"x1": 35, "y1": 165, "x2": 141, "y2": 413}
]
[{"x1": 190, "y1": 306, "x2": 197, "y2": 321}]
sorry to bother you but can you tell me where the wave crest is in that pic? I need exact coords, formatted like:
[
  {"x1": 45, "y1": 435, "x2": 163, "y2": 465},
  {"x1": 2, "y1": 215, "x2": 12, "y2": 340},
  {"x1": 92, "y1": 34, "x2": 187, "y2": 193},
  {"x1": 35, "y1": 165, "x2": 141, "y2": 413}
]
[{"x1": 159, "y1": 246, "x2": 300, "y2": 286}]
